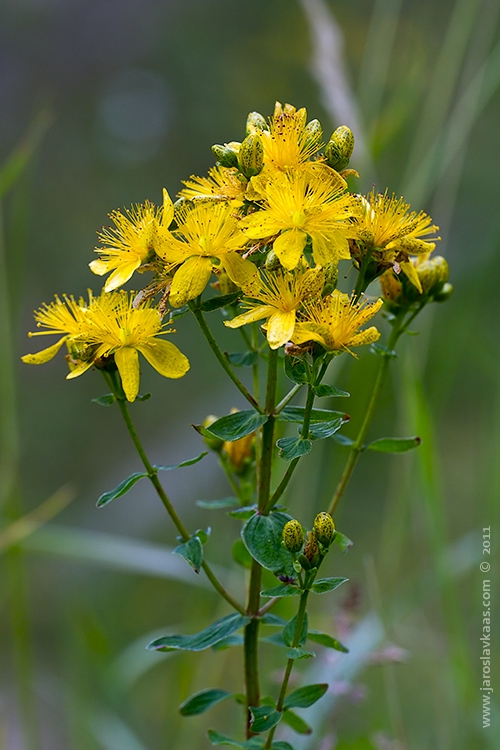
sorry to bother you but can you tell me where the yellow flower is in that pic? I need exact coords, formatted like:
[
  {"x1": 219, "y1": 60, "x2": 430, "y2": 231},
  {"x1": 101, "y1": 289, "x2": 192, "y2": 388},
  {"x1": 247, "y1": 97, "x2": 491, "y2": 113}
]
[
  {"x1": 155, "y1": 201, "x2": 256, "y2": 307},
  {"x1": 354, "y1": 191, "x2": 440, "y2": 292},
  {"x1": 241, "y1": 171, "x2": 359, "y2": 271},
  {"x1": 260, "y1": 102, "x2": 320, "y2": 173},
  {"x1": 224, "y1": 265, "x2": 324, "y2": 349},
  {"x1": 89, "y1": 190, "x2": 174, "y2": 292},
  {"x1": 178, "y1": 166, "x2": 247, "y2": 206},
  {"x1": 292, "y1": 291, "x2": 382, "y2": 353},
  {"x1": 22, "y1": 291, "x2": 189, "y2": 402}
]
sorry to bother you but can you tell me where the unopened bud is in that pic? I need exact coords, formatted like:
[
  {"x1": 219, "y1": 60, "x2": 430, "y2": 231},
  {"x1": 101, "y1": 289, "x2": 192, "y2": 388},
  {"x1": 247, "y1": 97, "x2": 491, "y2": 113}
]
[
  {"x1": 313, "y1": 512, "x2": 336, "y2": 546},
  {"x1": 202, "y1": 415, "x2": 224, "y2": 452},
  {"x1": 433, "y1": 282, "x2": 453, "y2": 302},
  {"x1": 218, "y1": 272, "x2": 238, "y2": 296},
  {"x1": 223, "y1": 433, "x2": 254, "y2": 474},
  {"x1": 211, "y1": 144, "x2": 239, "y2": 168},
  {"x1": 238, "y1": 133, "x2": 264, "y2": 179},
  {"x1": 265, "y1": 249, "x2": 282, "y2": 270},
  {"x1": 325, "y1": 126, "x2": 355, "y2": 171},
  {"x1": 303, "y1": 119, "x2": 322, "y2": 149},
  {"x1": 417, "y1": 255, "x2": 450, "y2": 295},
  {"x1": 302, "y1": 531, "x2": 320, "y2": 566},
  {"x1": 282, "y1": 520, "x2": 304, "y2": 553},
  {"x1": 380, "y1": 269, "x2": 403, "y2": 303},
  {"x1": 246, "y1": 111, "x2": 268, "y2": 135},
  {"x1": 321, "y1": 262, "x2": 339, "y2": 296}
]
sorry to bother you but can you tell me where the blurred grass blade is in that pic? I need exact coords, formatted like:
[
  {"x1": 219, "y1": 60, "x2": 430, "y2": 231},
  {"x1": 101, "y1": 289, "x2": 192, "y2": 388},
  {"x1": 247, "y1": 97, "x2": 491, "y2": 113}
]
[
  {"x1": 0, "y1": 485, "x2": 75, "y2": 552},
  {"x1": 91, "y1": 710, "x2": 150, "y2": 750},
  {"x1": 0, "y1": 107, "x2": 52, "y2": 200}
]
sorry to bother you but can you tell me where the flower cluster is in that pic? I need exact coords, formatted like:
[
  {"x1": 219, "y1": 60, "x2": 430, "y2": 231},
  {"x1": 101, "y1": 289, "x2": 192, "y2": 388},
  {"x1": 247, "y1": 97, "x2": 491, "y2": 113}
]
[{"x1": 24, "y1": 100, "x2": 448, "y2": 396}]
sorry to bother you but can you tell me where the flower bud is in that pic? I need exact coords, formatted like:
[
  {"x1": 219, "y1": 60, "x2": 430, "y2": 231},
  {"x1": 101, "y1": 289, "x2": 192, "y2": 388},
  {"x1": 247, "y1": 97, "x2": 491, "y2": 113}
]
[
  {"x1": 325, "y1": 126, "x2": 355, "y2": 171},
  {"x1": 297, "y1": 266, "x2": 325, "y2": 299},
  {"x1": 321, "y1": 262, "x2": 339, "y2": 296},
  {"x1": 303, "y1": 119, "x2": 323, "y2": 149},
  {"x1": 223, "y1": 433, "x2": 254, "y2": 474},
  {"x1": 416, "y1": 255, "x2": 450, "y2": 295},
  {"x1": 313, "y1": 512, "x2": 336, "y2": 546},
  {"x1": 238, "y1": 133, "x2": 264, "y2": 179},
  {"x1": 282, "y1": 520, "x2": 304, "y2": 553},
  {"x1": 265, "y1": 249, "x2": 282, "y2": 270},
  {"x1": 211, "y1": 144, "x2": 239, "y2": 168},
  {"x1": 433, "y1": 282, "x2": 453, "y2": 302},
  {"x1": 380, "y1": 269, "x2": 403, "y2": 303},
  {"x1": 202, "y1": 415, "x2": 224, "y2": 452},
  {"x1": 302, "y1": 530, "x2": 320, "y2": 566},
  {"x1": 217, "y1": 271, "x2": 239, "y2": 296},
  {"x1": 246, "y1": 111, "x2": 268, "y2": 135}
]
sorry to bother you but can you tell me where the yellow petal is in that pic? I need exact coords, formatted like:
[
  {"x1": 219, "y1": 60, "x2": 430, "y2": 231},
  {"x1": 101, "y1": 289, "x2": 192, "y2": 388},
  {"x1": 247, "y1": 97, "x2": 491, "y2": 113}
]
[
  {"x1": 224, "y1": 305, "x2": 274, "y2": 329},
  {"x1": 266, "y1": 310, "x2": 296, "y2": 349},
  {"x1": 21, "y1": 336, "x2": 68, "y2": 365},
  {"x1": 388, "y1": 237, "x2": 436, "y2": 255},
  {"x1": 162, "y1": 188, "x2": 174, "y2": 227},
  {"x1": 103, "y1": 259, "x2": 141, "y2": 292},
  {"x1": 89, "y1": 259, "x2": 109, "y2": 276},
  {"x1": 169, "y1": 256, "x2": 213, "y2": 307},
  {"x1": 115, "y1": 347, "x2": 140, "y2": 402},
  {"x1": 65, "y1": 360, "x2": 96, "y2": 379},
  {"x1": 138, "y1": 339, "x2": 190, "y2": 379},
  {"x1": 399, "y1": 260, "x2": 423, "y2": 293},
  {"x1": 311, "y1": 231, "x2": 350, "y2": 266},
  {"x1": 291, "y1": 322, "x2": 328, "y2": 348},
  {"x1": 241, "y1": 213, "x2": 284, "y2": 239},
  {"x1": 273, "y1": 229, "x2": 307, "y2": 270},
  {"x1": 220, "y1": 252, "x2": 259, "y2": 290},
  {"x1": 348, "y1": 326, "x2": 380, "y2": 348}
]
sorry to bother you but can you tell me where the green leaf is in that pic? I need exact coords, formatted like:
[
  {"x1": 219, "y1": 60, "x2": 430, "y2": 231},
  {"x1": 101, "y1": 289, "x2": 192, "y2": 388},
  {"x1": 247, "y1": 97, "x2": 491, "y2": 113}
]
[
  {"x1": 260, "y1": 613, "x2": 287, "y2": 627},
  {"x1": 308, "y1": 416, "x2": 348, "y2": 440},
  {"x1": 197, "y1": 497, "x2": 239, "y2": 509},
  {"x1": 286, "y1": 647, "x2": 315, "y2": 660},
  {"x1": 147, "y1": 613, "x2": 250, "y2": 652},
  {"x1": 333, "y1": 531, "x2": 353, "y2": 552},
  {"x1": 136, "y1": 392, "x2": 152, "y2": 402},
  {"x1": 96, "y1": 472, "x2": 147, "y2": 508},
  {"x1": 155, "y1": 452, "x2": 208, "y2": 472},
  {"x1": 278, "y1": 406, "x2": 346, "y2": 423},
  {"x1": 228, "y1": 505, "x2": 258, "y2": 519},
  {"x1": 211, "y1": 634, "x2": 244, "y2": 651},
  {"x1": 282, "y1": 710, "x2": 312, "y2": 735},
  {"x1": 207, "y1": 730, "x2": 246, "y2": 748},
  {"x1": 332, "y1": 433, "x2": 355, "y2": 447},
  {"x1": 202, "y1": 411, "x2": 268, "y2": 442},
  {"x1": 92, "y1": 393, "x2": 116, "y2": 406},
  {"x1": 200, "y1": 292, "x2": 242, "y2": 312},
  {"x1": 283, "y1": 613, "x2": 308, "y2": 647},
  {"x1": 173, "y1": 536, "x2": 203, "y2": 573},
  {"x1": 232, "y1": 539, "x2": 253, "y2": 568},
  {"x1": 276, "y1": 437, "x2": 312, "y2": 460},
  {"x1": 193, "y1": 527, "x2": 211, "y2": 544},
  {"x1": 370, "y1": 343, "x2": 397, "y2": 359},
  {"x1": 308, "y1": 630, "x2": 349, "y2": 652},
  {"x1": 311, "y1": 577, "x2": 348, "y2": 594},
  {"x1": 227, "y1": 351, "x2": 259, "y2": 367},
  {"x1": 283, "y1": 683, "x2": 328, "y2": 710},
  {"x1": 241, "y1": 512, "x2": 294, "y2": 576},
  {"x1": 284, "y1": 355, "x2": 310, "y2": 384},
  {"x1": 249, "y1": 706, "x2": 282, "y2": 733},
  {"x1": 169, "y1": 304, "x2": 189, "y2": 321},
  {"x1": 179, "y1": 689, "x2": 232, "y2": 716},
  {"x1": 366, "y1": 436, "x2": 421, "y2": 453},
  {"x1": 271, "y1": 742, "x2": 295, "y2": 750},
  {"x1": 313, "y1": 384, "x2": 350, "y2": 398},
  {"x1": 260, "y1": 584, "x2": 301, "y2": 598}
]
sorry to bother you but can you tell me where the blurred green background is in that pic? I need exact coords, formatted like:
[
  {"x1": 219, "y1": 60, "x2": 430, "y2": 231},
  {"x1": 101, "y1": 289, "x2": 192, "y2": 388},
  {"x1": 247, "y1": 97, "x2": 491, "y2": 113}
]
[{"x1": 1, "y1": 0, "x2": 499, "y2": 748}]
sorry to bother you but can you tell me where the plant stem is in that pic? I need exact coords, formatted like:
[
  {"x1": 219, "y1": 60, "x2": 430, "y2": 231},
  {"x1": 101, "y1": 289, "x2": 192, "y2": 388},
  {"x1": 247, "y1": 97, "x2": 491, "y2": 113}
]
[
  {"x1": 190, "y1": 304, "x2": 263, "y2": 413},
  {"x1": 328, "y1": 306, "x2": 423, "y2": 516},
  {"x1": 103, "y1": 371, "x2": 246, "y2": 615},
  {"x1": 274, "y1": 383, "x2": 303, "y2": 414},
  {"x1": 244, "y1": 348, "x2": 279, "y2": 736}
]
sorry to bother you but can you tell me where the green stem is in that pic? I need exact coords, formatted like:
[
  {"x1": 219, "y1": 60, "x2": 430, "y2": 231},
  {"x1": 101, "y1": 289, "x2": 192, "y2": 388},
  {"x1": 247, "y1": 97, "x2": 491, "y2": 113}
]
[
  {"x1": 244, "y1": 348, "x2": 279, "y2": 737},
  {"x1": 190, "y1": 305, "x2": 263, "y2": 413},
  {"x1": 353, "y1": 244, "x2": 376, "y2": 299},
  {"x1": 328, "y1": 306, "x2": 423, "y2": 516},
  {"x1": 274, "y1": 383, "x2": 303, "y2": 414},
  {"x1": 103, "y1": 371, "x2": 245, "y2": 616}
]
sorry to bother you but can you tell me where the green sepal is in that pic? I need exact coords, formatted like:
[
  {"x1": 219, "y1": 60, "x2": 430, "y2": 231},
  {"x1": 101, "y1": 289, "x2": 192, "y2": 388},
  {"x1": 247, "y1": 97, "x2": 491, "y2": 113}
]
[
  {"x1": 198, "y1": 411, "x2": 267, "y2": 442},
  {"x1": 308, "y1": 630, "x2": 349, "y2": 652},
  {"x1": 283, "y1": 683, "x2": 328, "y2": 710},
  {"x1": 313, "y1": 384, "x2": 349, "y2": 398},
  {"x1": 92, "y1": 393, "x2": 116, "y2": 406},
  {"x1": 232, "y1": 538, "x2": 253, "y2": 568},
  {"x1": 179, "y1": 688, "x2": 232, "y2": 716},
  {"x1": 228, "y1": 505, "x2": 258, "y2": 519},
  {"x1": 260, "y1": 583, "x2": 301, "y2": 598},
  {"x1": 227, "y1": 351, "x2": 259, "y2": 367},
  {"x1": 311, "y1": 577, "x2": 348, "y2": 594},
  {"x1": 283, "y1": 613, "x2": 308, "y2": 647},
  {"x1": 286, "y1": 647, "x2": 315, "y2": 660},
  {"x1": 284, "y1": 356, "x2": 310, "y2": 384},
  {"x1": 333, "y1": 531, "x2": 353, "y2": 552},
  {"x1": 155, "y1": 451, "x2": 208, "y2": 472},
  {"x1": 241, "y1": 512, "x2": 294, "y2": 576},
  {"x1": 147, "y1": 613, "x2": 250, "y2": 652},
  {"x1": 197, "y1": 497, "x2": 239, "y2": 509},
  {"x1": 200, "y1": 292, "x2": 242, "y2": 312},
  {"x1": 282, "y1": 709, "x2": 312, "y2": 735},
  {"x1": 366, "y1": 436, "x2": 421, "y2": 453},
  {"x1": 96, "y1": 472, "x2": 147, "y2": 507},
  {"x1": 136, "y1": 392, "x2": 152, "y2": 402},
  {"x1": 173, "y1": 535, "x2": 203, "y2": 573},
  {"x1": 276, "y1": 437, "x2": 312, "y2": 460},
  {"x1": 249, "y1": 705, "x2": 282, "y2": 733}
]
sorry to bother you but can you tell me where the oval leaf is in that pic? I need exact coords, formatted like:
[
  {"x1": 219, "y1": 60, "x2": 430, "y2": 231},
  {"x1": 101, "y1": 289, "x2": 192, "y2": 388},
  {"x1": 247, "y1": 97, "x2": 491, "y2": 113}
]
[
  {"x1": 276, "y1": 437, "x2": 312, "y2": 460},
  {"x1": 311, "y1": 577, "x2": 348, "y2": 594},
  {"x1": 272, "y1": 743, "x2": 295, "y2": 750},
  {"x1": 333, "y1": 531, "x2": 353, "y2": 552},
  {"x1": 313, "y1": 384, "x2": 350, "y2": 398},
  {"x1": 283, "y1": 683, "x2": 328, "y2": 710},
  {"x1": 200, "y1": 291, "x2": 242, "y2": 312},
  {"x1": 283, "y1": 613, "x2": 308, "y2": 647},
  {"x1": 286, "y1": 647, "x2": 315, "y2": 660},
  {"x1": 227, "y1": 351, "x2": 259, "y2": 367},
  {"x1": 366, "y1": 436, "x2": 421, "y2": 453},
  {"x1": 180, "y1": 688, "x2": 232, "y2": 716},
  {"x1": 249, "y1": 706, "x2": 282, "y2": 733},
  {"x1": 96, "y1": 471, "x2": 147, "y2": 507},
  {"x1": 173, "y1": 536, "x2": 203, "y2": 573},
  {"x1": 203, "y1": 411, "x2": 267, "y2": 442},
  {"x1": 92, "y1": 393, "x2": 116, "y2": 406},
  {"x1": 155, "y1": 451, "x2": 208, "y2": 471},
  {"x1": 282, "y1": 709, "x2": 312, "y2": 735},
  {"x1": 278, "y1": 406, "x2": 346, "y2": 423},
  {"x1": 241, "y1": 512, "x2": 294, "y2": 576},
  {"x1": 308, "y1": 630, "x2": 349, "y2": 652},
  {"x1": 207, "y1": 730, "x2": 246, "y2": 748},
  {"x1": 260, "y1": 584, "x2": 301, "y2": 598},
  {"x1": 284, "y1": 355, "x2": 310, "y2": 384},
  {"x1": 147, "y1": 613, "x2": 250, "y2": 652}
]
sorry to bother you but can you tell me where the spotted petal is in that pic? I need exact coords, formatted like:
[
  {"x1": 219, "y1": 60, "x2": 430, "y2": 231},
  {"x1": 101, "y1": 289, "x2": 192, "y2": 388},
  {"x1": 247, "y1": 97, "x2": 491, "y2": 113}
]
[
  {"x1": 224, "y1": 305, "x2": 275, "y2": 329},
  {"x1": 169, "y1": 256, "x2": 213, "y2": 307},
  {"x1": 103, "y1": 259, "x2": 142, "y2": 292},
  {"x1": 266, "y1": 310, "x2": 296, "y2": 349},
  {"x1": 273, "y1": 229, "x2": 307, "y2": 270},
  {"x1": 138, "y1": 339, "x2": 190, "y2": 379},
  {"x1": 21, "y1": 336, "x2": 68, "y2": 365},
  {"x1": 114, "y1": 347, "x2": 140, "y2": 402}
]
